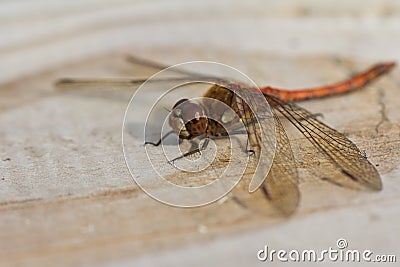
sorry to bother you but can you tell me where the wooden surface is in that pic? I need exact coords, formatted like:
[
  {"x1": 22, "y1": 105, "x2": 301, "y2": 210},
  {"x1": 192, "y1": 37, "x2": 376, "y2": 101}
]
[{"x1": 1, "y1": 1, "x2": 400, "y2": 266}]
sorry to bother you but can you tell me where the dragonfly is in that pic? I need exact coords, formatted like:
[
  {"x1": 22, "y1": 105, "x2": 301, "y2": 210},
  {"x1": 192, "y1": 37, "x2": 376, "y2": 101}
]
[{"x1": 56, "y1": 56, "x2": 396, "y2": 215}]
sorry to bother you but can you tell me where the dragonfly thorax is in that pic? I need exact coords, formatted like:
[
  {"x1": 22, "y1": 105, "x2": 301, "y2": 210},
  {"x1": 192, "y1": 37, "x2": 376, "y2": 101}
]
[{"x1": 169, "y1": 99, "x2": 208, "y2": 140}]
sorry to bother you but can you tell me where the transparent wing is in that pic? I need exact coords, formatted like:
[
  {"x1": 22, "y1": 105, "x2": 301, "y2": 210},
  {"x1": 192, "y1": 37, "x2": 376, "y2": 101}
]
[
  {"x1": 266, "y1": 95, "x2": 382, "y2": 190},
  {"x1": 233, "y1": 84, "x2": 276, "y2": 192},
  {"x1": 55, "y1": 54, "x2": 224, "y2": 89},
  {"x1": 55, "y1": 76, "x2": 223, "y2": 89},
  {"x1": 262, "y1": 114, "x2": 300, "y2": 215}
]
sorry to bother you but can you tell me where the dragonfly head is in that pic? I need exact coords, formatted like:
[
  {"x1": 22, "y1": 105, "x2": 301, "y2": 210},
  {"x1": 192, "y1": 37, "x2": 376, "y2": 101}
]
[{"x1": 169, "y1": 99, "x2": 208, "y2": 140}]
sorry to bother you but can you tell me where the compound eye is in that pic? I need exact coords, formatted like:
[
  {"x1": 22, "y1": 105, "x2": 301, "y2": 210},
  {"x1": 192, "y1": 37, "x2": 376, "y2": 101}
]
[
  {"x1": 180, "y1": 102, "x2": 205, "y2": 123},
  {"x1": 172, "y1": 99, "x2": 205, "y2": 122},
  {"x1": 173, "y1": 99, "x2": 189, "y2": 109},
  {"x1": 169, "y1": 99, "x2": 207, "y2": 139}
]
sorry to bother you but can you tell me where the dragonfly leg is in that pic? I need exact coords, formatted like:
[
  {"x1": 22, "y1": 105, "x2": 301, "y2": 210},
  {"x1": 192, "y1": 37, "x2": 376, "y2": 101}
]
[
  {"x1": 169, "y1": 138, "x2": 210, "y2": 164},
  {"x1": 244, "y1": 136, "x2": 256, "y2": 157},
  {"x1": 168, "y1": 129, "x2": 255, "y2": 164},
  {"x1": 144, "y1": 130, "x2": 174, "y2": 146},
  {"x1": 245, "y1": 148, "x2": 256, "y2": 157}
]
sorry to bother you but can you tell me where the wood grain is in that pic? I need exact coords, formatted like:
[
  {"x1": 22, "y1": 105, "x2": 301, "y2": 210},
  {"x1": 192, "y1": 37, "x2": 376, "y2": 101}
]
[{"x1": 1, "y1": 1, "x2": 400, "y2": 266}]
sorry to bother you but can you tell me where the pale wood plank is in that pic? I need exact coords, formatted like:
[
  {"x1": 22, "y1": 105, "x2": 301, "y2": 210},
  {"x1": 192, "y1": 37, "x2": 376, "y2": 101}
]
[{"x1": 1, "y1": 1, "x2": 400, "y2": 266}]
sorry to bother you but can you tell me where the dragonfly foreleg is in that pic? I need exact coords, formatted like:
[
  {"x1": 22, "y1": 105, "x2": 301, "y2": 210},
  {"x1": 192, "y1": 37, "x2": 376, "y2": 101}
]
[
  {"x1": 245, "y1": 143, "x2": 256, "y2": 157},
  {"x1": 144, "y1": 130, "x2": 174, "y2": 146},
  {"x1": 168, "y1": 138, "x2": 210, "y2": 164}
]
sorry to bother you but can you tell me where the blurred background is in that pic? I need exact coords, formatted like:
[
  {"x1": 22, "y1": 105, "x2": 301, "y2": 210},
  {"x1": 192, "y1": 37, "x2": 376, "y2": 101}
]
[
  {"x1": 1, "y1": 1, "x2": 399, "y2": 267},
  {"x1": 2, "y1": 0, "x2": 400, "y2": 84}
]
